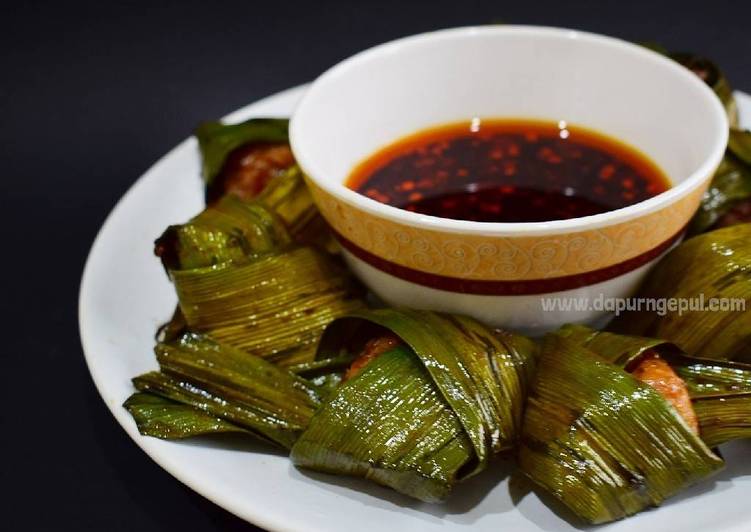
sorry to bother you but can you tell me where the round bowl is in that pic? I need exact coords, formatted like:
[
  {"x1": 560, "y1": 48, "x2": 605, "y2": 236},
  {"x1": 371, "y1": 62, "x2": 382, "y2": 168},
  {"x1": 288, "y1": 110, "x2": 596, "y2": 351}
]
[{"x1": 290, "y1": 25, "x2": 728, "y2": 334}]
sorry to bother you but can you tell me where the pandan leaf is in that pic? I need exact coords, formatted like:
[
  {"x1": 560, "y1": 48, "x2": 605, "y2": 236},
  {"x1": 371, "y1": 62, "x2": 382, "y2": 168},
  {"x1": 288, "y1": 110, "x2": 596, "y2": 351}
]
[
  {"x1": 556, "y1": 324, "x2": 751, "y2": 447},
  {"x1": 171, "y1": 248, "x2": 365, "y2": 366},
  {"x1": 130, "y1": 333, "x2": 323, "y2": 449},
  {"x1": 519, "y1": 335, "x2": 723, "y2": 524},
  {"x1": 124, "y1": 392, "x2": 248, "y2": 439},
  {"x1": 195, "y1": 118, "x2": 289, "y2": 192},
  {"x1": 609, "y1": 224, "x2": 751, "y2": 362},
  {"x1": 291, "y1": 309, "x2": 536, "y2": 501}
]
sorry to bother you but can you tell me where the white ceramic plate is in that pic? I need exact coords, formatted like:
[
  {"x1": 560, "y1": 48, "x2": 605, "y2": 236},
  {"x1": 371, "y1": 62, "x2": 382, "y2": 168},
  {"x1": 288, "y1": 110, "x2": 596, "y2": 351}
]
[{"x1": 80, "y1": 87, "x2": 751, "y2": 532}]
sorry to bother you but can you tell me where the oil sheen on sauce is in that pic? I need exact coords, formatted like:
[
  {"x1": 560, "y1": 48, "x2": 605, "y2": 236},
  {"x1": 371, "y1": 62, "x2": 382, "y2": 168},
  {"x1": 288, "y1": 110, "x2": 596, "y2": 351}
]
[{"x1": 346, "y1": 119, "x2": 671, "y2": 223}]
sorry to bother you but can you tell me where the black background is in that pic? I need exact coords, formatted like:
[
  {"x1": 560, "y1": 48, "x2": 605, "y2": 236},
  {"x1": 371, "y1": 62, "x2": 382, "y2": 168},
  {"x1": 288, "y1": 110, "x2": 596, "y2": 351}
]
[{"x1": 3, "y1": 1, "x2": 750, "y2": 530}]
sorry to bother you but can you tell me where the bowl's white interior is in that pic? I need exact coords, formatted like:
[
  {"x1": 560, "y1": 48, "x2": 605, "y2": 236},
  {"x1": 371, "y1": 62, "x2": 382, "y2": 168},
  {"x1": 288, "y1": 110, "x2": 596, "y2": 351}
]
[{"x1": 293, "y1": 27, "x2": 725, "y2": 190}]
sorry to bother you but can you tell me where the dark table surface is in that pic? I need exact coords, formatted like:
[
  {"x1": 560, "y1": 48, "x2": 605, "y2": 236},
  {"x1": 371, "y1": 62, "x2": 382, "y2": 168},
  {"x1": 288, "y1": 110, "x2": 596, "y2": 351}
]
[{"x1": 3, "y1": 1, "x2": 750, "y2": 530}]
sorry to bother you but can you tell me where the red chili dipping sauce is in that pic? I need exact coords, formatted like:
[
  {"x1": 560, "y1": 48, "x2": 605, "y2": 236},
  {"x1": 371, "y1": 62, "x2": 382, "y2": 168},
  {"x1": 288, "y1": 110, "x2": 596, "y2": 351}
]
[{"x1": 347, "y1": 119, "x2": 671, "y2": 223}]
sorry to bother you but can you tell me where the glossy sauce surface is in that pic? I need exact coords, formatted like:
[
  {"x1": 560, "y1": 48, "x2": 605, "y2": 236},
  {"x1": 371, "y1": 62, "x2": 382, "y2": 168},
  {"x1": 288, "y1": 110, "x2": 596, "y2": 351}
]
[{"x1": 347, "y1": 119, "x2": 671, "y2": 223}]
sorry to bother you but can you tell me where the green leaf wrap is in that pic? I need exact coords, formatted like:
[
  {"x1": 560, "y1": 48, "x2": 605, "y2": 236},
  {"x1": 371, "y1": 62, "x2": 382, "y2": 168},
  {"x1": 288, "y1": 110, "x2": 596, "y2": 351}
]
[
  {"x1": 519, "y1": 335, "x2": 723, "y2": 524},
  {"x1": 291, "y1": 308, "x2": 536, "y2": 502}
]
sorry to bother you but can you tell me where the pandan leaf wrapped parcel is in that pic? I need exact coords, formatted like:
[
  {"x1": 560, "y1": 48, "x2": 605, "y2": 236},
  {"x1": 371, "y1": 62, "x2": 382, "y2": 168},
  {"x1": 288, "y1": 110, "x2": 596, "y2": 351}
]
[
  {"x1": 194, "y1": 116, "x2": 333, "y2": 250},
  {"x1": 689, "y1": 130, "x2": 751, "y2": 234},
  {"x1": 290, "y1": 308, "x2": 537, "y2": 502},
  {"x1": 556, "y1": 324, "x2": 751, "y2": 447},
  {"x1": 652, "y1": 49, "x2": 751, "y2": 234},
  {"x1": 126, "y1": 333, "x2": 323, "y2": 449},
  {"x1": 156, "y1": 166, "x2": 333, "y2": 272},
  {"x1": 155, "y1": 192, "x2": 291, "y2": 271},
  {"x1": 609, "y1": 224, "x2": 751, "y2": 361},
  {"x1": 170, "y1": 247, "x2": 365, "y2": 366},
  {"x1": 518, "y1": 335, "x2": 723, "y2": 524},
  {"x1": 154, "y1": 170, "x2": 363, "y2": 366},
  {"x1": 195, "y1": 117, "x2": 292, "y2": 203}
]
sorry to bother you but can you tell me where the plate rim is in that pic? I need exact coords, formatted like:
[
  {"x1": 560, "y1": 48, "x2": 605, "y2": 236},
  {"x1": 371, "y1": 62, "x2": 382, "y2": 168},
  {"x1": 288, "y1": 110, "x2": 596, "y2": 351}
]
[{"x1": 79, "y1": 87, "x2": 751, "y2": 532}]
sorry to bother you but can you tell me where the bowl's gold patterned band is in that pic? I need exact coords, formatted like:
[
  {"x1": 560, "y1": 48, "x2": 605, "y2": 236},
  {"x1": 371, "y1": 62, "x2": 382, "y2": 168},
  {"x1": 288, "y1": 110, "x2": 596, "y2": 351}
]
[
  {"x1": 306, "y1": 179, "x2": 705, "y2": 293},
  {"x1": 331, "y1": 225, "x2": 685, "y2": 295}
]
